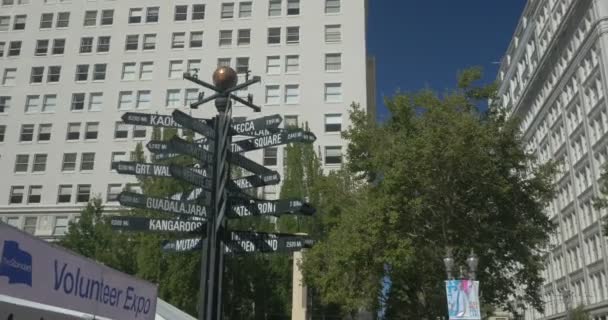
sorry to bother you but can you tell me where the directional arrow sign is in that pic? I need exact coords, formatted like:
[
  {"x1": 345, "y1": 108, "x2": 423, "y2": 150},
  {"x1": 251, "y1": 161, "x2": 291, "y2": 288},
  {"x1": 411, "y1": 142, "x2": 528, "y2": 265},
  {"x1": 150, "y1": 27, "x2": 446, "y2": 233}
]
[
  {"x1": 231, "y1": 130, "x2": 316, "y2": 153},
  {"x1": 110, "y1": 216, "x2": 205, "y2": 234},
  {"x1": 232, "y1": 172, "x2": 281, "y2": 190},
  {"x1": 229, "y1": 152, "x2": 275, "y2": 175},
  {"x1": 230, "y1": 114, "x2": 282, "y2": 136},
  {"x1": 225, "y1": 231, "x2": 315, "y2": 254},
  {"x1": 162, "y1": 237, "x2": 203, "y2": 253},
  {"x1": 228, "y1": 198, "x2": 315, "y2": 218},
  {"x1": 168, "y1": 136, "x2": 214, "y2": 163},
  {"x1": 172, "y1": 109, "x2": 215, "y2": 139},
  {"x1": 121, "y1": 112, "x2": 184, "y2": 129},
  {"x1": 118, "y1": 192, "x2": 209, "y2": 217},
  {"x1": 112, "y1": 161, "x2": 211, "y2": 179},
  {"x1": 170, "y1": 165, "x2": 212, "y2": 189}
]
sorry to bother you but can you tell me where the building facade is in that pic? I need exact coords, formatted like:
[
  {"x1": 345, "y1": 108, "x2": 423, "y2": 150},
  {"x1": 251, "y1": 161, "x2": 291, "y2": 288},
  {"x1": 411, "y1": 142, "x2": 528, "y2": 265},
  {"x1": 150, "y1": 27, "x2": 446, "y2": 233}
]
[
  {"x1": 0, "y1": 0, "x2": 374, "y2": 239},
  {"x1": 497, "y1": 0, "x2": 608, "y2": 319}
]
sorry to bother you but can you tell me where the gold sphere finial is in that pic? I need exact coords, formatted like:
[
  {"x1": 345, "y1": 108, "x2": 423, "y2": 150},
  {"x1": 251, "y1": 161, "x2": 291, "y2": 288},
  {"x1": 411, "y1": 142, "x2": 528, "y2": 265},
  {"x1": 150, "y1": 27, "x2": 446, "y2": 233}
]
[{"x1": 212, "y1": 67, "x2": 238, "y2": 91}]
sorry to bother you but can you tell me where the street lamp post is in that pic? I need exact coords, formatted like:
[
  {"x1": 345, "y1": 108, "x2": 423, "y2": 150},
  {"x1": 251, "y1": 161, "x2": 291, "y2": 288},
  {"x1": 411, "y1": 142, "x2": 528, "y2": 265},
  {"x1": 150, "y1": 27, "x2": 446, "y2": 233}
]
[
  {"x1": 561, "y1": 289, "x2": 572, "y2": 320},
  {"x1": 443, "y1": 248, "x2": 480, "y2": 319}
]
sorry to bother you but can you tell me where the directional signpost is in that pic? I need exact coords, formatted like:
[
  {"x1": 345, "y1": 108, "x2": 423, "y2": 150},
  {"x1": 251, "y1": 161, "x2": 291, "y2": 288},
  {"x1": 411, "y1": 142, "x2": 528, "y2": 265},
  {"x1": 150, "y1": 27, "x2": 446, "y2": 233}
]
[{"x1": 111, "y1": 67, "x2": 317, "y2": 320}]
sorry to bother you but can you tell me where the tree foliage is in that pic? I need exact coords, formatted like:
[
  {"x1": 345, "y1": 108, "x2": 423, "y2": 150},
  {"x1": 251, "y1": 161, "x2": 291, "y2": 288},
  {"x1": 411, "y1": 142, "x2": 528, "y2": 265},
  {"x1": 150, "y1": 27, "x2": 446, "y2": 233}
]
[{"x1": 303, "y1": 68, "x2": 557, "y2": 318}]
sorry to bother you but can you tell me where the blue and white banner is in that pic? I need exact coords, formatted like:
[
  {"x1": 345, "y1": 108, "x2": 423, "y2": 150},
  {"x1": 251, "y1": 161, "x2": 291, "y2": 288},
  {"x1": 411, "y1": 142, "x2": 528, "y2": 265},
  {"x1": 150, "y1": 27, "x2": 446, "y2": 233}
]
[
  {"x1": 445, "y1": 280, "x2": 481, "y2": 320},
  {"x1": 0, "y1": 223, "x2": 158, "y2": 320}
]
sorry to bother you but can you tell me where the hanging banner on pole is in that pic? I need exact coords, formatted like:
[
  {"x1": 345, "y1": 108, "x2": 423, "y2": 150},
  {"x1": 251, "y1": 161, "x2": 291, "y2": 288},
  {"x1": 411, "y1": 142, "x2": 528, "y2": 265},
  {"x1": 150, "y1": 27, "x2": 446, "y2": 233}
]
[{"x1": 445, "y1": 280, "x2": 481, "y2": 320}]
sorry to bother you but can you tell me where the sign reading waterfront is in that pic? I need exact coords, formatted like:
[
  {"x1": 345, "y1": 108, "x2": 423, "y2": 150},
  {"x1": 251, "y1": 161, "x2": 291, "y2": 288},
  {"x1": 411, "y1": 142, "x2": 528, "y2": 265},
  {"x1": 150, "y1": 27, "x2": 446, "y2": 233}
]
[
  {"x1": 118, "y1": 192, "x2": 209, "y2": 217},
  {"x1": 228, "y1": 199, "x2": 315, "y2": 217}
]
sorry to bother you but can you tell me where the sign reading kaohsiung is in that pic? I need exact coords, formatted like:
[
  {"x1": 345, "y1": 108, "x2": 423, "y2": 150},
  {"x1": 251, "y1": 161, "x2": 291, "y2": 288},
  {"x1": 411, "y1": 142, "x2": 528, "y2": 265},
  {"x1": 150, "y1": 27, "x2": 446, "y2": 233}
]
[
  {"x1": 0, "y1": 223, "x2": 158, "y2": 320},
  {"x1": 445, "y1": 280, "x2": 481, "y2": 320}
]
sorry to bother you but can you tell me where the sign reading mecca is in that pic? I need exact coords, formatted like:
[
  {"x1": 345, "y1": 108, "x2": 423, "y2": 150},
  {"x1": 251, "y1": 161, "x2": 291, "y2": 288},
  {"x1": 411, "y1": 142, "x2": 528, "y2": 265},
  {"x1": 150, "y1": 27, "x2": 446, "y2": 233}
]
[{"x1": 445, "y1": 280, "x2": 481, "y2": 320}]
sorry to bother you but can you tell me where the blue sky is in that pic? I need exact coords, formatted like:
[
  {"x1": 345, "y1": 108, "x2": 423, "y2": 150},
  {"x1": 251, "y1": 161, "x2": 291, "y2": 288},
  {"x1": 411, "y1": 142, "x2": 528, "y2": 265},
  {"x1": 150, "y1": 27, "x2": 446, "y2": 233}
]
[{"x1": 367, "y1": 1, "x2": 527, "y2": 120}]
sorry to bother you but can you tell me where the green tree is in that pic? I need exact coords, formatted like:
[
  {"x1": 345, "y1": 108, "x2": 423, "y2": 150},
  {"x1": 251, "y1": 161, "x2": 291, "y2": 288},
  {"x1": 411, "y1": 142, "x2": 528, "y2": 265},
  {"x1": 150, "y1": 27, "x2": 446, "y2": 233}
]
[
  {"x1": 570, "y1": 305, "x2": 590, "y2": 320},
  {"x1": 303, "y1": 68, "x2": 557, "y2": 318}
]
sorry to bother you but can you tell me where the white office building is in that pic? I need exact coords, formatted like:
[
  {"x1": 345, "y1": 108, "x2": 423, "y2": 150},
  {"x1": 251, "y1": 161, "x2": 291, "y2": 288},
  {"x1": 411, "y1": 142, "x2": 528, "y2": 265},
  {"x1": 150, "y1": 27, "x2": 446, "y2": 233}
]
[
  {"x1": 0, "y1": 1, "x2": 374, "y2": 239},
  {"x1": 497, "y1": 0, "x2": 608, "y2": 319}
]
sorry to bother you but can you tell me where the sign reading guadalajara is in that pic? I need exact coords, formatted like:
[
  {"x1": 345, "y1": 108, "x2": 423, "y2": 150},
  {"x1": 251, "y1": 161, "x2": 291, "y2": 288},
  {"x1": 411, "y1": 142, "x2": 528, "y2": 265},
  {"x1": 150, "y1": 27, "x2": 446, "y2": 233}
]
[
  {"x1": 118, "y1": 192, "x2": 208, "y2": 217},
  {"x1": 0, "y1": 223, "x2": 157, "y2": 320}
]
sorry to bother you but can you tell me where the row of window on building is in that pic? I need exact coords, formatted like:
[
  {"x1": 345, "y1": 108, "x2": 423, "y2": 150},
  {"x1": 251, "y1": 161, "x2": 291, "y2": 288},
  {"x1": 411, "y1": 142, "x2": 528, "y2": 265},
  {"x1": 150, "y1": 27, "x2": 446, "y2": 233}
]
[
  {"x1": 2, "y1": 214, "x2": 70, "y2": 237},
  {"x1": 0, "y1": 1, "x2": 341, "y2": 32}
]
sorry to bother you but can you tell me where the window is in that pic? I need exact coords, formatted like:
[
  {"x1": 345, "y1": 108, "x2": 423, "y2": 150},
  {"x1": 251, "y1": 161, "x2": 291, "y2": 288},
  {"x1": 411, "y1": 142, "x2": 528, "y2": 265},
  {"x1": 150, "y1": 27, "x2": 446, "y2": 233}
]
[
  {"x1": 9, "y1": 186, "x2": 24, "y2": 204},
  {"x1": 325, "y1": 25, "x2": 341, "y2": 43},
  {"x1": 267, "y1": 56, "x2": 280, "y2": 74},
  {"x1": 40, "y1": 13, "x2": 53, "y2": 29},
  {"x1": 0, "y1": 16, "x2": 10, "y2": 31},
  {"x1": 75, "y1": 64, "x2": 89, "y2": 81},
  {"x1": 35, "y1": 40, "x2": 49, "y2": 56},
  {"x1": 80, "y1": 153, "x2": 95, "y2": 171},
  {"x1": 0, "y1": 125, "x2": 5, "y2": 142},
  {"x1": 143, "y1": 34, "x2": 156, "y2": 50},
  {"x1": 52, "y1": 39, "x2": 65, "y2": 55},
  {"x1": 325, "y1": 0, "x2": 340, "y2": 14},
  {"x1": 66, "y1": 123, "x2": 80, "y2": 140},
  {"x1": 70, "y1": 93, "x2": 85, "y2": 111},
  {"x1": 32, "y1": 154, "x2": 47, "y2": 172},
  {"x1": 38, "y1": 124, "x2": 51, "y2": 141},
  {"x1": 8, "y1": 41, "x2": 21, "y2": 56},
  {"x1": 114, "y1": 122, "x2": 129, "y2": 139},
  {"x1": 125, "y1": 35, "x2": 138, "y2": 51},
  {"x1": 268, "y1": 27, "x2": 281, "y2": 44},
  {"x1": 25, "y1": 96, "x2": 40, "y2": 113},
  {"x1": 77, "y1": 185, "x2": 91, "y2": 202},
  {"x1": 88, "y1": 93, "x2": 103, "y2": 111},
  {"x1": 287, "y1": 0, "x2": 300, "y2": 15},
  {"x1": 53, "y1": 217, "x2": 69, "y2": 235},
  {"x1": 285, "y1": 85, "x2": 299, "y2": 104},
  {"x1": 20, "y1": 124, "x2": 34, "y2": 141},
  {"x1": 239, "y1": 2, "x2": 252, "y2": 17},
  {"x1": 236, "y1": 57, "x2": 250, "y2": 74},
  {"x1": 139, "y1": 62, "x2": 153, "y2": 80},
  {"x1": 175, "y1": 5, "x2": 188, "y2": 21},
  {"x1": 6, "y1": 217, "x2": 19, "y2": 228},
  {"x1": 192, "y1": 4, "x2": 206, "y2": 20},
  {"x1": 325, "y1": 146, "x2": 342, "y2": 164},
  {"x1": 101, "y1": 9, "x2": 114, "y2": 25},
  {"x1": 129, "y1": 8, "x2": 143, "y2": 24},
  {"x1": 166, "y1": 89, "x2": 181, "y2": 107},
  {"x1": 325, "y1": 53, "x2": 342, "y2": 71},
  {"x1": 188, "y1": 60, "x2": 202, "y2": 74},
  {"x1": 185, "y1": 89, "x2": 199, "y2": 105},
  {"x1": 172, "y1": 32, "x2": 185, "y2": 49},
  {"x1": 80, "y1": 37, "x2": 93, "y2": 53},
  {"x1": 97, "y1": 36, "x2": 110, "y2": 52},
  {"x1": 62, "y1": 153, "x2": 77, "y2": 171},
  {"x1": 269, "y1": 0, "x2": 281, "y2": 16},
  {"x1": 42, "y1": 95, "x2": 56, "y2": 112},
  {"x1": 324, "y1": 83, "x2": 342, "y2": 102},
  {"x1": 0, "y1": 42, "x2": 5, "y2": 57},
  {"x1": 286, "y1": 55, "x2": 299, "y2": 73},
  {"x1": 146, "y1": 7, "x2": 159, "y2": 23},
  {"x1": 14, "y1": 154, "x2": 29, "y2": 172},
  {"x1": 133, "y1": 125, "x2": 146, "y2": 139},
  {"x1": 221, "y1": 3, "x2": 235, "y2": 18},
  {"x1": 285, "y1": 115, "x2": 298, "y2": 128},
  {"x1": 13, "y1": 15, "x2": 26, "y2": 30},
  {"x1": 57, "y1": 185, "x2": 72, "y2": 203},
  {"x1": 47, "y1": 66, "x2": 61, "y2": 82},
  {"x1": 136, "y1": 90, "x2": 151, "y2": 109},
  {"x1": 118, "y1": 91, "x2": 133, "y2": 110},
  {"x1": 264, "y1": 147, "x2": 278, "y2": 166},
  {"x1": 121, "y1": 63, "x2": 136, "y2": 81},
  {"x1": 0, "y1": 96, "x2": 9, "y2": 113},
  {"x1": 219, "y1": 30, "x2": 232, "y2": 47},
  {"x1": 23, "y1": 216, "x2": 38, "y2": 233},
  {"x1": 237, "y1": 29, "x2": 251, "y2": 46},
  {"x1": 218, "y1": 58, "x2": 231, "y2": 67},
  {"x1": 85, "y1": 122, "x2": 99, "y2": 140},
  {"x1": 107, "y1": 184, "x2": 122, "y2": 202},
  {"x1": 111, "y1": 152, "x2": 127, "y2": 169},
  {"x1": 265, "y1": 85, "x2": 280, "y2": 104},
  {"x1": 169, "y1": 60, "x2": 183, "y2": 79},
  {"x1": 93, "y1": 64, "x2": 107, "y2": 81},
  {"x1": 56, "y1": 12, "x2": 70, "y2": 28},
  {"x1": 190, "y1": 31, "x2": 204, "y2": 48},
  {"x1": 83, "y1": 10, "x2": 97, "y2": 26},
  {"x1": 30, "y1": 67, "x2": 44, "y2": 83},
  {"x1": 2, "y1": 68, "x2": 16, "y2": 85}
]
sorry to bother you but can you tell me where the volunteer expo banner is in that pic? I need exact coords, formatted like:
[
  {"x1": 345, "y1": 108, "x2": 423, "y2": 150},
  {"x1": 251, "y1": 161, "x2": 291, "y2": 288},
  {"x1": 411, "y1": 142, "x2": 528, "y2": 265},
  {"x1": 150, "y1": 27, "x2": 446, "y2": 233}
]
[{"x1": 0, "y1": 223, "x2": 158, "y2": 320}]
